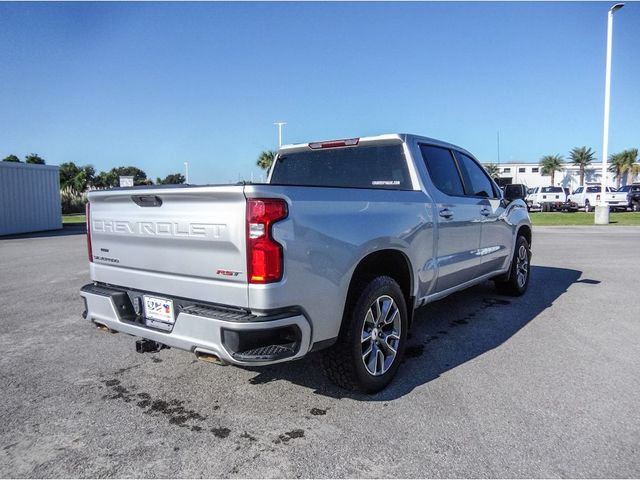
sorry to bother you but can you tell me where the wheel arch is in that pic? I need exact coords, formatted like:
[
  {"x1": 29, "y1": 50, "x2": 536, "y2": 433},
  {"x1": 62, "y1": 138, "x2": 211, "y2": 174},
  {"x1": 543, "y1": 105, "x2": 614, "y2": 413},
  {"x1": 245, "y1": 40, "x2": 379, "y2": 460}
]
[
  {"x1": 344, "y1": 249, "x2": 415, "y2": 328},
  {"x1": 517, "y1": 223, "x2": 532, "y2": 248}
]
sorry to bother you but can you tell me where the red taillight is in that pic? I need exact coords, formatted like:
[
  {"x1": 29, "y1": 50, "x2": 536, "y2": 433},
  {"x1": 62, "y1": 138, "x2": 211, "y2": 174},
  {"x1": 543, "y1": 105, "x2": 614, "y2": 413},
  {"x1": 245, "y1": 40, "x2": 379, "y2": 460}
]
[
  {"x1": 246, "y1": 198, "x2": 288, "y2": 284},
  {"x1": 86, "y1": 202, "x2": 93, "y2": 263},
  {"x1": 308, "y1": 138, "x2": 359, "y2": 149}
]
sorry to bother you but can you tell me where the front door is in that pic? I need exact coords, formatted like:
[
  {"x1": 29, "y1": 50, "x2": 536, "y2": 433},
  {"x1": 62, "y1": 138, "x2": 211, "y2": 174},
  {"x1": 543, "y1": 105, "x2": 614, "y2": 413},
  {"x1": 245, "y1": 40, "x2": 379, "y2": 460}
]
[{"x1": 453, "y1": 151, "x2": 511, "y2": 276}]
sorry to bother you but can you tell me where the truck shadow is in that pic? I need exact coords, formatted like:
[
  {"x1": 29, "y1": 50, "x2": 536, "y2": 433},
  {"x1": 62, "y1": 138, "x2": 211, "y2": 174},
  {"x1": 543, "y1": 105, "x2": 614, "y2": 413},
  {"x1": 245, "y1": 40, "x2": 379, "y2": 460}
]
[
  {"x1": 245, "y1": 265, "x2": 588, "y2": 400},
  {"x1": 0, "y1": 224, "x2": 86, "y2": 240}
]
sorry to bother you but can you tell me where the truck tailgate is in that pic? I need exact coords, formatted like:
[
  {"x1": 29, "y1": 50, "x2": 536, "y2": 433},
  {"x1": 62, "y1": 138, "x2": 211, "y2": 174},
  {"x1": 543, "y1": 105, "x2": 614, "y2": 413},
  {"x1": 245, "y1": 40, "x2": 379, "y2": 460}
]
[{"x1": 87, "y1": 185, "x2": 249, "y2": 307}]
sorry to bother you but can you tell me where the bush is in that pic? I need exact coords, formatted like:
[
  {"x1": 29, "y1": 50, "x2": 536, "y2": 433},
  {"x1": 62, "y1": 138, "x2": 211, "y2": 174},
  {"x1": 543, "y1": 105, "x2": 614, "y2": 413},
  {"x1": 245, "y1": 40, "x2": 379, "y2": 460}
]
[{"x1": 61, "y1": 190, "x2": 87, "y2": 214}]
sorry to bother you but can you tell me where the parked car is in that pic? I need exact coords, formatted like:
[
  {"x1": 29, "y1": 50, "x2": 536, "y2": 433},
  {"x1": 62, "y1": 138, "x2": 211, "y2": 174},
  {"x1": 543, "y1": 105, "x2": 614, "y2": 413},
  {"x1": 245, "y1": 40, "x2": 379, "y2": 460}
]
[
  {"x1": 80, "y1": 133, "x2": 532, "y2": 392},
  {"x1": 567, "y1": 185, "x2": 627, "y2": 212},
  {"x1": 525, "y1": 186, "x2": 567, "y2": 211},
  {"x1": 616, "y1": 184, "x2": 640, "y2": 211}
]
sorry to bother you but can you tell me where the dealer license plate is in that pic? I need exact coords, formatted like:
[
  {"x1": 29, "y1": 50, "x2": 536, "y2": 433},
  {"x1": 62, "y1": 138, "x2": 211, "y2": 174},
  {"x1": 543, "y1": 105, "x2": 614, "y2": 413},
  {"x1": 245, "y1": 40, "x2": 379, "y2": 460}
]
[{"x1": 143, "y1": 295, "x2": 175, "y2": 324}]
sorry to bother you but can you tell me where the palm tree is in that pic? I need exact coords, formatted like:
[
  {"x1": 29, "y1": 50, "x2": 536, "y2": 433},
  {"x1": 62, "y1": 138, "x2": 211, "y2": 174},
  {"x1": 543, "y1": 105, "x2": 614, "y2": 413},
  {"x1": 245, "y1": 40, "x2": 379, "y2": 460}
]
[
  {"x1": 569, "y1": 146, "x2": 595, "y2": 187},
  {"x1": 539, "y1": 154, "x2": 564, "y2": 186},
  {"x1": 609, "y1": 149, "x2": 640, "y2": 187},
  {"x1": 484, "y1": 163, "x2": 500, "y2": 179},
  {"x1": 608, "y1": 152, "x2": 626, "y2": 187},
  {"x1": 256, "y1": 150, "x2": 276, "y2": 170}
]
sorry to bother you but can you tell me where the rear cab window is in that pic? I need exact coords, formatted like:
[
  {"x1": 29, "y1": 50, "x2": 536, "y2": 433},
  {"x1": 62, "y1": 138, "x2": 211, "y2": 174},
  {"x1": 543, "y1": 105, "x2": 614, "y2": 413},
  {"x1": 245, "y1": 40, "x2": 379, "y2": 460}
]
[{"x1": 270, "y1": 144, "x2": 412, "y2": 190}]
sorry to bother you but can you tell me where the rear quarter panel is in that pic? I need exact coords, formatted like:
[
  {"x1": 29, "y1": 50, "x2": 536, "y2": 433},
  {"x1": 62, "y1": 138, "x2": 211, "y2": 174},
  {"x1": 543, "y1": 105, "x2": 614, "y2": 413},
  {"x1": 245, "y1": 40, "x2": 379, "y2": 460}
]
[{"x1": 244, "y1": 185, "x2": 435, "y2": 343}]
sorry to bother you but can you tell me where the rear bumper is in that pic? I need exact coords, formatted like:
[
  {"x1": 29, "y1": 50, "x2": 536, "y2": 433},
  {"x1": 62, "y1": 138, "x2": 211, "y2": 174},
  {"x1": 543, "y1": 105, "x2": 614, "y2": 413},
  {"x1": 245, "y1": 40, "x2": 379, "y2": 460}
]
[{"x1": 80, "y1": 283, "x2": 312, "y2": 366}]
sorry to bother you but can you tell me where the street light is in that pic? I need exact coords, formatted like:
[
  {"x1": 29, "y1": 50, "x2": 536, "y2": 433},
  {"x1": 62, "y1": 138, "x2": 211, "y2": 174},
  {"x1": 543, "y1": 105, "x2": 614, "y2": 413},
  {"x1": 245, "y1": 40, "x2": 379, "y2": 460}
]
[
  {"x1": 184, "y1": 161, "x2": 189, "y2": 184},
  {"x1": 274, "y1": 121, "x2": 286, "y2": 147},
  {"x1": 596, "y1": 2, "x2": 624, "y2": 225}
]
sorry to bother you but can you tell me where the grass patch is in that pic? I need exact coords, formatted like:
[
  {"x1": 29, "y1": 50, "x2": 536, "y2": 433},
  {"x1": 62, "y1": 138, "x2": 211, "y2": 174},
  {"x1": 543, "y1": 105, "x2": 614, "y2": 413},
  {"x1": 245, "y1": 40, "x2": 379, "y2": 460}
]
[
  {"x1": 62, "y1": 214, "x2": 86, "y2": 225},
  {"x1": 530, "y1": 212, "x2": 640, "y2": 226}
]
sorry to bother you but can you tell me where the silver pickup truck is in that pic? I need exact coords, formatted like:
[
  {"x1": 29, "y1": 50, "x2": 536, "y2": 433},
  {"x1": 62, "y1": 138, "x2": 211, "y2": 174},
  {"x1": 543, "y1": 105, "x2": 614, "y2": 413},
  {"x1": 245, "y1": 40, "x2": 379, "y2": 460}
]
[{"x1": 81, "y1": 133, "x2": 532, "y2": 392}]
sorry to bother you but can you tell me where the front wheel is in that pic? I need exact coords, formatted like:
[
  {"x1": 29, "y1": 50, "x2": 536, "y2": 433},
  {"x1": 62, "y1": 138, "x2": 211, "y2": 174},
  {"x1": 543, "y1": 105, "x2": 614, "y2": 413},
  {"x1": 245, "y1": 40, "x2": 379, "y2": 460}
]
[
  {"x1": 494, "y1": 235, "x2": 531, "y2": 296},
  {"x1": 633, "y1": 202, "x2": 640, "y2": 212},
  {"x1": 322, "y1": 276, "x2": 408, "y2": 393}
]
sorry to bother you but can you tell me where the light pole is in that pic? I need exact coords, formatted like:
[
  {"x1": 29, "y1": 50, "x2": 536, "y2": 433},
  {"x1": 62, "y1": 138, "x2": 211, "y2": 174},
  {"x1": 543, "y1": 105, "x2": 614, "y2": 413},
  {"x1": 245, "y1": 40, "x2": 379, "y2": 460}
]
[
  {"x1": 274, "y1": 121, "x2": 286, "y2": 147},
  {"x1": 184, "y1": 161, "x2": 189, "y2": 184},
  {"x1": 596, "y1": 3, "x2": 624, "y2": 225}
]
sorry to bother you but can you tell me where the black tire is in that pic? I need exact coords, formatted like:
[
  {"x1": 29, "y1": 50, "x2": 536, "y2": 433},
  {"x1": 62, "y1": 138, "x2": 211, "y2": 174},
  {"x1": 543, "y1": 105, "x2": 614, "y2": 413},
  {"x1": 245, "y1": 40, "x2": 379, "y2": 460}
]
[
  {"x1": 322, "y1": 276, "x2": 408, "y2": 393},
  {"x1": 494, "y1": 235, "x2": 531, "y2": 296},
  {"x1": 585, "y1": 200, "x2": 593, "y2": 212},
  {"x1": 633, "y1": 202, "x2": 640, "y2": 212}
]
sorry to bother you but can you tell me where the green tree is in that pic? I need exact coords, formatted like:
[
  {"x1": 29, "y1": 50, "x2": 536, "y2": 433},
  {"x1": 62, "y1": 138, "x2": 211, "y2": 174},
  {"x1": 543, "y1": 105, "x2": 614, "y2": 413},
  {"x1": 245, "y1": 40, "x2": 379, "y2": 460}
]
[
  {"x1": 25, "y1": 153, "x2": 45, "y2": 164},
  {"x1": 256, "y1": 150, "x2": 276, "y2": 170},
  {"x1": 59, "y1": 162, "x2": 81, "y2": 189},
  {"x1": 609, "y1": 148, "x2": 640, "y2": 187},
  {"x1": 2, "y1": 154, "x2": 21, "y2": 163},
  {"x1": 484, "y1": 163, "x2": 500, "y2": 179},
  {"x1": 93, "y1": 170, "x2": 119, "y2": 189},
  {"x1": 539, "y1": 154, "x2": 564, "y2": 186},
  {"x1": 59, "y1": 162, "x2": 95, "y2": 195},
  {"x1": 569, "y1": 146, "x2": 595, "y2": 187},
  {"x1": 156, "y1": 173, "x2": 186, "y2": 185}
]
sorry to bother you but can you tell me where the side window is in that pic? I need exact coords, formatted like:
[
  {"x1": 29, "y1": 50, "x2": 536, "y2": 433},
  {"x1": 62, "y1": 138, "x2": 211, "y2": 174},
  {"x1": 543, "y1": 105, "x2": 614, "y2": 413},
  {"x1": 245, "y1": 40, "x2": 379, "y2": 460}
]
[
  {"x1": 456, "y1": 151, "x2": 498, "y2": 198},
  {"x1": 419, "y1": 145, "x2": 465, "y2": 197}
]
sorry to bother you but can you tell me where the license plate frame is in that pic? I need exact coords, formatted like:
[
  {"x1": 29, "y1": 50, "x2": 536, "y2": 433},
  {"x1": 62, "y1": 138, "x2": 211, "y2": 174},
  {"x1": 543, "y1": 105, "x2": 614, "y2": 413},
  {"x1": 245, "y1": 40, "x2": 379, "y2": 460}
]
[{"x1": 143, "y1": 295, "x2": 175, "y2": 324}]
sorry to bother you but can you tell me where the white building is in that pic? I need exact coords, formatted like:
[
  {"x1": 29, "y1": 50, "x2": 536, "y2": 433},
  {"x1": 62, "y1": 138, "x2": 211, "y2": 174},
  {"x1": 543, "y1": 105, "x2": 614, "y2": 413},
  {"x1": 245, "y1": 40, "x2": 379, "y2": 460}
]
[{"x1": 485, "y1": 161, "x2": 640, "y2": 191}]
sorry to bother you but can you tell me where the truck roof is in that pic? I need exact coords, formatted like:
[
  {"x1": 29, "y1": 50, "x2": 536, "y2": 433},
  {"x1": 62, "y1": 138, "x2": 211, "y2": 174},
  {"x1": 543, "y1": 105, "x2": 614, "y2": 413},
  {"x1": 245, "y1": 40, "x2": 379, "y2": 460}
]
[{"x1": 279, "y1": 133, "x2": 474, "y2": 158}]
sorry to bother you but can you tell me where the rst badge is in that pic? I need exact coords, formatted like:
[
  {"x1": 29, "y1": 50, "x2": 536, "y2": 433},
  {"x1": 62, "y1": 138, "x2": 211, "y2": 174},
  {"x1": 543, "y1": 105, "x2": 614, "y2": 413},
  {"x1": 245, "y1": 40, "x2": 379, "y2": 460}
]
[{"x1": 216, "y1": 269, "x2": 241, "y2": 277}]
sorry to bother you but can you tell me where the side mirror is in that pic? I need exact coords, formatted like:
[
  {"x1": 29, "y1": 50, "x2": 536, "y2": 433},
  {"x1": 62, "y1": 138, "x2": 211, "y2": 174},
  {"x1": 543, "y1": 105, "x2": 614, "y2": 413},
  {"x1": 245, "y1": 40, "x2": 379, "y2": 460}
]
[{"x1": 504, "y1": 184, "x2": 527, "y2": 202}]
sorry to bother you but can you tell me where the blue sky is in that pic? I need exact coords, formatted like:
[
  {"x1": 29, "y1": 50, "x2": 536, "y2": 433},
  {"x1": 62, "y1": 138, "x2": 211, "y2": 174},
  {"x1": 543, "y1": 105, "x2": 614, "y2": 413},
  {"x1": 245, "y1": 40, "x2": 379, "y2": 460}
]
[{"x1": 1, "y1": 2, "x2": 638, "y2": 184}]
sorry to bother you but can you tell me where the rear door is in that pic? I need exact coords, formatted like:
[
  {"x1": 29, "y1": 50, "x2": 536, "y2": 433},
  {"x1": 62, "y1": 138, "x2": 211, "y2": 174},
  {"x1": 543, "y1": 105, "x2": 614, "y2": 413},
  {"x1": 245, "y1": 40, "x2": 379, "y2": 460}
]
[{"x1": 419, "y1": 144, "x2": 482, "y2": 293}]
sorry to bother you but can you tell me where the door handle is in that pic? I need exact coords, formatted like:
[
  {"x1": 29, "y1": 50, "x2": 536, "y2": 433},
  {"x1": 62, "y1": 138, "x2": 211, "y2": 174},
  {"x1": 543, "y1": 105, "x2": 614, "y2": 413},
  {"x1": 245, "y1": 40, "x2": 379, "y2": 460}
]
[
  {"x1": 480, "y1": 207, "x2": 491, "y2": 216},
  {"x1": 439, "y1": 208, "x2": 453, "y2": 219}
]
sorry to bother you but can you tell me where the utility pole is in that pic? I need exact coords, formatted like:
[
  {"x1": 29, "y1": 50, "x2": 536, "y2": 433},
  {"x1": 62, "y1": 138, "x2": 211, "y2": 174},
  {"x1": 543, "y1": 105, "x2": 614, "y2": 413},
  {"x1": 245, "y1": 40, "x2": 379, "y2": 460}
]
[
  {"x1": 596, "y1": 3, "x2": 625, "y2": 225},
  {"x1": 497, "y1": 131, "x2": 501, "y2": 164},
  {"x1": 274, "y1": 121, "x2": 287, "y2": 147},
  {"x1": 184, "y1": 161, "x2": 189, "y2": 184}
]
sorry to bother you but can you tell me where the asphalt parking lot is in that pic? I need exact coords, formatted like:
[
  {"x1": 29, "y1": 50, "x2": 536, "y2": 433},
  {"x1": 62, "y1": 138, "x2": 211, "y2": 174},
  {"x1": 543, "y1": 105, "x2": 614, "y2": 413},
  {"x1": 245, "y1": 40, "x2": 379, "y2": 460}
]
[{"x1": 1, "y1": 226, "x2": 638, "y2": 478}]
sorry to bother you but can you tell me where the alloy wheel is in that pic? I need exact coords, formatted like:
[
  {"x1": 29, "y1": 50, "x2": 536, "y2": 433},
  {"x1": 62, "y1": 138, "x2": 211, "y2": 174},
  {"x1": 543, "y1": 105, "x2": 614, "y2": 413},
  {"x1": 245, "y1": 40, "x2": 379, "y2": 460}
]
[
  {"x1": 516, "y1": 244, "x2": 529, "y2": 288},
  {"x1": 361, "y1": 295, "x2": 401, "y2": 376}
]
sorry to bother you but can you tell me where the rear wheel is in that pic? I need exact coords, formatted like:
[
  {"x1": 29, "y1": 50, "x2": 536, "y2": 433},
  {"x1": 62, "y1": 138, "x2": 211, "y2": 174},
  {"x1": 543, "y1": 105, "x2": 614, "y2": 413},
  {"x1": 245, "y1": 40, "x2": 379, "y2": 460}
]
[
  {"x1": 585, "y1": 200, "x2": 594, "y2": 212},
  {"x1": 322, "y1": 276, "x2": 408, "y2": 393},
  {"x1": 494, "y1": 235, "x2": 531, "y2": 296}
]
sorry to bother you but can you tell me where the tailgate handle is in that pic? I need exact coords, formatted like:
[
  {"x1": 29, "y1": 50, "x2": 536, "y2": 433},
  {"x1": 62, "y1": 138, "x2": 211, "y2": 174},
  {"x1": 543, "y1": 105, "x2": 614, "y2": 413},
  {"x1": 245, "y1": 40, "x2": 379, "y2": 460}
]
[{"x1": 131, "y1": 195, "x2": 163, "y2": 207}]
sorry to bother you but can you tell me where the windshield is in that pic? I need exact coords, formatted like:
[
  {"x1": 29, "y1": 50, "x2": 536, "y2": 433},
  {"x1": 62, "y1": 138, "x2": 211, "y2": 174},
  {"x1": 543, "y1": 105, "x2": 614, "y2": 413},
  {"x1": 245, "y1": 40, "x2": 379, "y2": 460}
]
[{"x1": 540, "y1": 187, "x2": 563, "y2": 193}]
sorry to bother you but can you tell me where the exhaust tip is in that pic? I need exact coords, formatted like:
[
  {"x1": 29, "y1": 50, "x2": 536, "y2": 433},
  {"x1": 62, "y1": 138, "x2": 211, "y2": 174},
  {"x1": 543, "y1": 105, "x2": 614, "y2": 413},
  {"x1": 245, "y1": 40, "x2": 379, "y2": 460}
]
[
  {"x1": 95, "y1": 322, "x2": 116, "y2": 334},
  {"x1": 195, "y1": 350, "x2": 227, "y2": 366}
]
